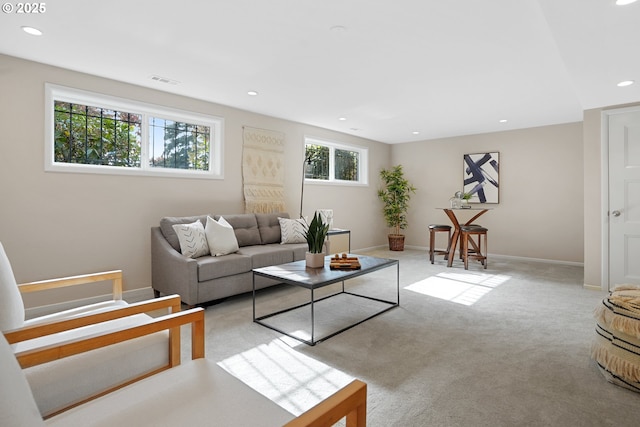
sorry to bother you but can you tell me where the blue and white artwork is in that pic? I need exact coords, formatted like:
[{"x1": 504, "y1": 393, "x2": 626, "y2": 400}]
[{"x1": 463, "y1": 152, "x2": 499, "y2": 204}]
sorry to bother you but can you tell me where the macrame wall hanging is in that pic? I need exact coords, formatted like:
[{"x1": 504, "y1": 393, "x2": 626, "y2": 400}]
[{"x1": 242, "y1": 126, "x2": 286, "y2": 214}]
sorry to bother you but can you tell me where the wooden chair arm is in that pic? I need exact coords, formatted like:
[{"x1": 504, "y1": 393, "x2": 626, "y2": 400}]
[
  {"x1": 3, "y1": 294, "x2": 182, "y2": 344},
  {"x1": 18, "y1": 269, "x2": 123, "y2": 300},
  {"x1": 13, "y1": 307, "x2": 205, "y2": 369},
  {"x1": 284, "y1": 379, "x2": 367, "y2": 427}
]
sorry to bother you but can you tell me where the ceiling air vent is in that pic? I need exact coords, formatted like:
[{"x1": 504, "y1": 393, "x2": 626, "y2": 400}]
[{"x1": 149, "y1": 75, "x2": 180, "y2": 85}]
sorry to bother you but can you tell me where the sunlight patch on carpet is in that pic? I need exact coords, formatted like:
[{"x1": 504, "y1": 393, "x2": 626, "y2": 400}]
[
  {"x1": 218, "y1": 338, "x2": 353, "y2": 415},
  {"x1": 404, "y1": 272, "x2": 510, "y2": 305}
]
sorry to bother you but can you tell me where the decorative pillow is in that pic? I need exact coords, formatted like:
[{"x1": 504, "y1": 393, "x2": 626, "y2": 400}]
[
  {"x1": 159, "y1": 215, "x2": 209, "y2": 252},
  {"x1": 205, "y1": 216, "x2": 239, "y2": 256},
  {"x1": 172, "y1": 221, "x2": 209, "y2": 258},
  {"x1": 0, "y1": 243, "x2": 25, "y2": 331},
  {"x1": 278, "y1": 217, "x2": 307, "y2": 244}
]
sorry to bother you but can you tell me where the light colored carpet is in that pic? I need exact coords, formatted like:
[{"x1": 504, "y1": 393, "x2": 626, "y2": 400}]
[{"x1": 180, "y1": 249, "x2": 640, "y2": 426}]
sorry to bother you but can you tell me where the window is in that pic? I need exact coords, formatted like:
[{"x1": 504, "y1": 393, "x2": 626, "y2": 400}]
[
  {"x1": 304, "y1": 137, "x2": 368, "y2": 185},
  {"x1": 45, "y1": 84, "x2": 223, "y2": 179}
]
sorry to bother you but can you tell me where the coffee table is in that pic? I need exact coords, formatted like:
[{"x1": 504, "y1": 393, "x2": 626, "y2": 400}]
[{"x1": 252, "y1": 254, "x2": 399, "y2": 345}]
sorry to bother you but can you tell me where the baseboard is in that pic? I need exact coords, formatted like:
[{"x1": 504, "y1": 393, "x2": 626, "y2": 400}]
[
  {"x1": 404, "y1": 245, "x2": 584, "y2": 267},
  {"x1": 25, "y1": 287, "x2": 155, "y2": 320},
  {"x1": 583, "y1": 283, "x2": 606, "y2": 292},
  {"x1": 350, "y1": 245, "x2": 387, "y2": 253},
  {"x1": 489, "y1": 253, "x2": 584, "y2": 267}
]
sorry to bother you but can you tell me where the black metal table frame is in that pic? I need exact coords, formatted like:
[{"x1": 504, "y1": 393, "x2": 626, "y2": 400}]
[{"x1": 252, "y1": 256, "x2": 399, "y2": 346}]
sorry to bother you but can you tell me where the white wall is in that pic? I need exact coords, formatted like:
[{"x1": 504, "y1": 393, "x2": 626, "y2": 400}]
[
  {"x1": 0, "y1": 53, "x2": 602, "y2": 309},
  {"x1": 391, "y1": 123, "x2": 584, "y2": 263},
  {"x1": 0, "y1": 54, "x2": 390, "y2": 307}
]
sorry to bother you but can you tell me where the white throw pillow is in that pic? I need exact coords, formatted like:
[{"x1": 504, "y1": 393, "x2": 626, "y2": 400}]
[
  {"x1": 205, "y1": 216, "x2": 239, "y2": 256},
  {"x1": 0, "y1": 242, "x2": 25, "y2": 331},
  {"x1": 278, "y1": 217, "x2": 307, "y2": 244},
  {"x1": 172, "y1": 221, "x2": 210, "y2": 258}
]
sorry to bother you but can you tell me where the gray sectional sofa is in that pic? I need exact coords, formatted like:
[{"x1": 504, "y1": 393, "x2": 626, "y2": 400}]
[{"x1": 151, "y1": 212, "x2": 308, "y2": 306}]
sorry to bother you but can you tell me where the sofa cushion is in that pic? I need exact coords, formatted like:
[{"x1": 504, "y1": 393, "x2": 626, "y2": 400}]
[
  {"x1": 237, "y1": 244, "x2": 295, "y2": 269},
  {"x1": 215, "y1": 214, "x2": 261, "y2": 247},
  {"x1": 256, "y1": 213, "x2": 288, "y2": 244},
  {"x1": 172, "y1": 221, "x2": 210, "y2": 258},
  {"x1": 197, "y1": 254, "x2": 253, "y2": 282},
  {"x1": 205, "y1": 216, "x2": 239, "y2": 256},
  {"x1": 290, "y1": 243, "x2": 308, "y2": 261},
  {"x1": 160, "y1": 215, "x2": 209, "y2": 252},
  {"x1": 278, "y1": 217, "x2": 307, "y2": 244},
  {"x1": 0, "y1": 242, "x2": 25, "y2": 331}
]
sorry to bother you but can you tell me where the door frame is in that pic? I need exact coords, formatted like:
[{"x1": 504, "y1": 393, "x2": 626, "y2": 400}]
[{"x1": 601, "y1": 105, "x2": 640, "y2": 291}]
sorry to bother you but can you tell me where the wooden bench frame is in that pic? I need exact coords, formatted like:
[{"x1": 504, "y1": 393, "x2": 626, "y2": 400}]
[
  {"x1": 6, "y1": 269, "x2": 366, "y2": 425},
  {"x1": 5, "y1": 304, "x2": 366, "y2": 425},
  {"x1": 5, "y1": 269, "x2": 183, "y2": 417},
  {"x1": 18, "y1": 269, "x2": 125, "y2": 300}
]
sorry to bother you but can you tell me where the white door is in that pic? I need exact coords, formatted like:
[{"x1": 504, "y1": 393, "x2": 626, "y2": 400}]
[{"x1": 609, "y1": 108, "x2": 640, "y2": 289}]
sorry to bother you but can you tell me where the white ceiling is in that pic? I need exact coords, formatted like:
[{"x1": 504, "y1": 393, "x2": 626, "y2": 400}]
[{"x1": 1, "y1": 0, "x2": 639, "y2": 144}]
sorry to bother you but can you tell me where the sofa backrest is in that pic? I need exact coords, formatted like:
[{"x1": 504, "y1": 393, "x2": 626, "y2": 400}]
[
  {"x1": 159, "y1": 213, "x2": 292, "y2": 252},
  {"x1": 213, "y1": 214, "x2": 261, "y2": 247},
  {"x1": 159, "y1": 215, "x2": 210, "y2": 252},
  {"x1": 256, "y1": 212, "x2": 289, "y2": 244}
]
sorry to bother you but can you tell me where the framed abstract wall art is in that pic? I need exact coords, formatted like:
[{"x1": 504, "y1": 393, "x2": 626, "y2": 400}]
[{"x1": 463, "y1": 152, "x2": 499, "y2": 204}]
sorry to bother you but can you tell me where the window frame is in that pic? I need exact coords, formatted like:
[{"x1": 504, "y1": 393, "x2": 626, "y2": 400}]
[
  {"x1": 303, "y1": 136, "x2": 368, "y2": 186},
  {"x1": 44, "y1": 83, "x2": 224, "y2": 179}
]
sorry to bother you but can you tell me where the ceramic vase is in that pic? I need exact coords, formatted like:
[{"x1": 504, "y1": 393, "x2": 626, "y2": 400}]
[{"x1": 305, "y1": 252, "x2": 325, "y2": 268}]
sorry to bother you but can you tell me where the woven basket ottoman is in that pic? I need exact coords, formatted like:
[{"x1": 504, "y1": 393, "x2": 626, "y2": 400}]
[{"x1": 591, "y1": 285, "x2": 640, "y2": 392}]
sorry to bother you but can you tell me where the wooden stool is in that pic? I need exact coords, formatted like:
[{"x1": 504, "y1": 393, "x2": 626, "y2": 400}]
[
  {"x1": 429, "y1": 224, "x2": 452, "y2": 264},
  {"x1": 457, "y1": 224, "x2": 482, "y2": 260},
  {"x1": 460, "y1": 225, "x2": 487, "y2": 269}
]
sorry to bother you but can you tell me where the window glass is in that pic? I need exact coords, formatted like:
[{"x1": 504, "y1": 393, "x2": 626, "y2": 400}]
[
  {"x1": 54, "y1": 101, "x2": 141, "y2": 167},
  {"x1": 304, "y1": 137, "x2": 368, "y2": 185},
  {"x1": 149, "y1": 117, "x2": 210, "y2": 170},
  {"x1": 46, "y1": 84, "x2": 223, "y2": 179},
  {"x1": 335, "y1": 148, "x2": 359, "y2": 181},
  {"x1": 304, "y1": 144, "x2": 330, "y2": 180}
]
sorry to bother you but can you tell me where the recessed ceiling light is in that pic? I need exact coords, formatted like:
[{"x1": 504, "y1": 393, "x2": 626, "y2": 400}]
[
  {"x1": 338, "y1": 117, "x2": 347, "y2": 121},
  {"x1": 617, "y1": 80, "x2": 635, "y2": 87},
  {"x1": 22, "y1": 26, "x2": 42, "y2": 36},
  {"x1": 499, "y1": 119, "x2": 508, "y2": 123},
  {"x1": 412, "y1": 131, "x2": 420, "y2": 135},
  {"x1": 247, "y1": 90, "x2": 258, "y2": 96},
  {"x1": 616, "y1": 0, "x2": 637, "y2": 6},
  {"x1": 330, "y1": 25, "x2": 347, "y2": 32}
]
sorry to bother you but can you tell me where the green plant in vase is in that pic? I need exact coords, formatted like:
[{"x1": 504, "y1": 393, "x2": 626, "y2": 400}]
[
  {"x1": 377, "y1": 164, "x2": 417, "y2": 251},
  {"x1": 462, "y1": 191, "x2": 472, "y2": 206},
  {"x1": 303, "y1": 212, "x2": 330, "y2": 267}
]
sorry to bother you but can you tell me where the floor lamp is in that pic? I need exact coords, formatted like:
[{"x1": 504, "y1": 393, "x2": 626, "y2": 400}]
[{"x1": 299, "y1": 154, "x2": 312, "y2": 219}]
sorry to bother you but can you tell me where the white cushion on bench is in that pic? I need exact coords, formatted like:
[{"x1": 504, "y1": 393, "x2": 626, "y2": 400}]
[
  {"x1": 45, "y1": 359, "x2": 295, "y2": 427},
  {"x1": 22, "y1": 300, "x2": 129, "y2": 327},
  {"x1": 16, "y1": 311, "x2": 168, "y2": 417},
  {"x1": 0, "y1": 334, "x2": 43, "y2": 427}
]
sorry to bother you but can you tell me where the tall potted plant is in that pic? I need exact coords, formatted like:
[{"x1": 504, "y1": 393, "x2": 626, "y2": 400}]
[
  {"x1": 303, "y1": 211, "x2": 330, "y2": 268},
  {"x1": 378, "y1": 165, "x2": 417, "y2": 251}
]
